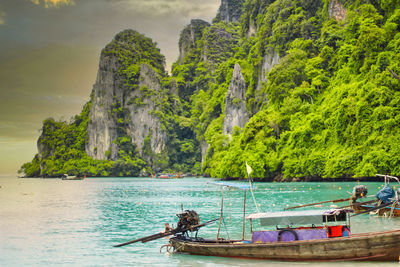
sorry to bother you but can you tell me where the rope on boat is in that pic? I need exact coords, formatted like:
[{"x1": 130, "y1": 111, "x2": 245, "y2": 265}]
[
  {"x1": 160, "y1": 244, "x2": 174, "y2": 254},
  {"x1": 175, "y1": 243, "x2": 185, "y2": 252},
  {"x1": 389, "y1": 201, "x2": 398, "y2": 218},
  {"x1": 222, "y1": 215, "x2": 230, "y2": 241}
]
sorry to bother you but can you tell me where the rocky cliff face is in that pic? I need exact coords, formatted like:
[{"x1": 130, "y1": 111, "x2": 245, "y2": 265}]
[
  {"x1": 86, "y1": 52, "x2": 119, "y2": 160},
  {"x1": 126, "y1": 63, "x2": 166, "y2": 156},
  {"x1": 86, "y1": 30, "x2": 166, "y2": 162},
  {"x1": 178, "y1": 19, "x2": 210, "y2": 64},
  {"x1": 260, "y1": 48, "x2": 280, "y2": 83},
  {"x1": 37, "y1": 120, "x2": 56, "y2": 175},
  {"x1": 200, "y1": 140, "x2": 210, "y2": 167},
  {"x1": 256, "y1": 48, "x2": 280, "y2": 105},
  {"x1": 223, "y1": 63, "x2": 249, "y2": 135},
  {"x1": 216, "y1": 0, "x2": 246, "y2": 23},
  {"x1": 328, "y1": 0, "x2": 347, "y2": 21}
]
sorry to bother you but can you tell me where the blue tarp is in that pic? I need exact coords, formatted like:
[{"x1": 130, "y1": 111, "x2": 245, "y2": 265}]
[
  {"x1": 376, "y1": 184, "x2": 395, "y2": 203},
  {"x1": 207, "y1": 181, "x2": 255, "y2": 190}
]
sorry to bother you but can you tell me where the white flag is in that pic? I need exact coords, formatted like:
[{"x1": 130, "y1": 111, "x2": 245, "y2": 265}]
[{"x1": 246, "y1": 162, "x2": 252, "y2": 176}]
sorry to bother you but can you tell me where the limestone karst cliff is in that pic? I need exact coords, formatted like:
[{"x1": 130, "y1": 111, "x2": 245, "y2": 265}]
[
  {"x1": 21, "y1": 0, "x2": 400, "y2": 181},
  {"x1": 86, "y1": 30, "x2": 167, "y2": 163}
]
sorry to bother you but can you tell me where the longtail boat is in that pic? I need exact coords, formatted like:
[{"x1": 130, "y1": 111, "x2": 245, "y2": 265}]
[
  {"x1": 115, "y1": 181, "x2": 400, "y2": 262},
  {"x1": 116, "y1": 165, "x2": 400, "y2": 262},
  {"x1": 170, "y1": 209, "x2": 400, "y2": 261},
  {"x1": 167, "y1": 182, "x2": 400, "y2": 261}
]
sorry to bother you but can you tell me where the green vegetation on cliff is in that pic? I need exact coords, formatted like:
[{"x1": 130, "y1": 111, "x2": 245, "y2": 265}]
[
  {"x1": 198, "y1": 0, "x2": 400, "y2": 180},
  {"x1": 20, "y1": 0, "x2": 400, "y2": 180}
]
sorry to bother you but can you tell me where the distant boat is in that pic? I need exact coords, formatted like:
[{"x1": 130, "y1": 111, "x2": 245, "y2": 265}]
[
  {"x1": 153, "y1": 173, "x2": 183, "y2": 179},
  {"x1": 61, "y1": 174, "x2": 85, "y2": 180}
]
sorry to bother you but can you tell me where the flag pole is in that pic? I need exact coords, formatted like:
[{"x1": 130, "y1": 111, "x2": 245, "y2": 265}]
[{"x1": 246, "y1": 162, "x2": 260, "y2": 213}]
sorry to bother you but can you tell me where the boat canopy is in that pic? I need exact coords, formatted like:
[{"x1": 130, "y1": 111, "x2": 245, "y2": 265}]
[
  {"x1": 207, "y1": 181, "x2": 255, "y2": 190},
  {"x1": 246, "y1": 209, "x2": 347, "y2": 226}
]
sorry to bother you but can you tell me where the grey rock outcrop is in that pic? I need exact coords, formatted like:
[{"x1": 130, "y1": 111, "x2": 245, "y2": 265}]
[
  {"x1": 178, "y1": 19, "x2": 210, "y2": 64},
  {"x1": 328, "y1": 0, "x2": 347, "y2": 21},
  {"x1": 223, "y1": 63, "x2": 249, "y2": 135},
  {"x1": 201, "y1": 140, "x2": 210, "y2": 167},
  {"x1": 261, "y1": 48, "x2": 280, "y2": 83},
  {"x1": 86, "y1": 51, "x2": 120, "y2": 160},
  {"x1": 252, "y1": 48, "x2": 280, "y2": 111},
  {"x1": 86, "y1": 31, "x2": 166, "y2": 162},
  {"x1": 37, "y1": 119, "x2": 56, "y2": 176},
  {"x1": 256, "y1": 48, "x2": 280, "y2": 91},
  {"x1": 216, "y1": 0, "x2": 246, "y2": 23},
  {"x1": 126, "y1": 63, "x2": 166, "y2": 156}
]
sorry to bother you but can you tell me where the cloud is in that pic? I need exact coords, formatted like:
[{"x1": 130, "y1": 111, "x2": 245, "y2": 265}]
[
  {"x1": 108, "y1": 0, "x2": 219, "y2": 18},
  {"x1": 0, "y1": 10, "x2": 5, "y2": 25},
  {"x1": 30, "y1": 0, "x2": 75, "y2": 8}
]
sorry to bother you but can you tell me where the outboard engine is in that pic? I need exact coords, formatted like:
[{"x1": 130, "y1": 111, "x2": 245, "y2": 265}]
[
  {"x1": 176, "y1": 210, "x2": 200, "y2": 232},
  {"x1": 352, "y1": 185, "x2": 368, "y2": 199}
]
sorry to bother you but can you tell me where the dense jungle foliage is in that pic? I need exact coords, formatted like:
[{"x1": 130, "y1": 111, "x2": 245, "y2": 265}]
[{"x1": 20, "y1": 0, "x2": 400, "y2": 180}]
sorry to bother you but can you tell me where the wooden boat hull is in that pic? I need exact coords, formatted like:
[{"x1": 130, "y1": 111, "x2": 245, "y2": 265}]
[{"x1": 170, "y1": 229, "x2": 400, "y2": 261}]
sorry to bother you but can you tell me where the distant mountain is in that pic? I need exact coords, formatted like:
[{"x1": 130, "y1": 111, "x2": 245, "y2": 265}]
[{"x1": 20, "y1": 0, "x2": 400, "y2": 180}]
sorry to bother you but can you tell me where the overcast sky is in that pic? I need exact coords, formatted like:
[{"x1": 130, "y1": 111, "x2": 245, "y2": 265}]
[{"x1": 0, "y1": 0, "x2": 219, "y2": 176}]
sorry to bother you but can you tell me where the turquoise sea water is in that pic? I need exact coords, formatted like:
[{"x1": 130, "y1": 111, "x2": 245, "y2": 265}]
[{"x1": 1, "y1": 176, "x2": 400, "y2": 266}]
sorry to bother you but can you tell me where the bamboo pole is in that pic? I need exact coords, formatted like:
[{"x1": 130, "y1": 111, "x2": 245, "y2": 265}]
[
  {"x1": 242, "y1": 190, "x2": 246, "y2": 240},
  {"x1": 217, "y1": 187, "x2": 224, "y2": 242},
  {"x1": 336, "y1": 199, "x2": 378, "y2": 210},
  {"x1": 114, "y1": 218, "x2": 218, "y2": 247},
  {"x1": 284, "y1": 197, "x2": 351, "y2": 210},
  {"x1": 350, "y1": 201, "x2": 395, "y2": 217}
]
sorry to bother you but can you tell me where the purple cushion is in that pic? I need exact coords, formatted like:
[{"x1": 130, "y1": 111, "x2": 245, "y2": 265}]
[{"x1": 252, "y1": 229, "x2": 327, "y2": 243}]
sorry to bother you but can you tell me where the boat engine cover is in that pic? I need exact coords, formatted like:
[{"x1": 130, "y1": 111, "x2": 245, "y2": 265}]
[
  {"x1": 176, "y1": 210, "x2": 200, "y2": 232},
  {"x1": 352, "y1": 185, "x2": 368, "y2": 199}
]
